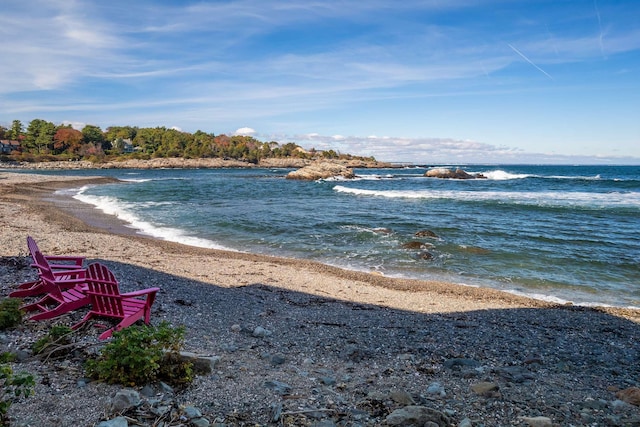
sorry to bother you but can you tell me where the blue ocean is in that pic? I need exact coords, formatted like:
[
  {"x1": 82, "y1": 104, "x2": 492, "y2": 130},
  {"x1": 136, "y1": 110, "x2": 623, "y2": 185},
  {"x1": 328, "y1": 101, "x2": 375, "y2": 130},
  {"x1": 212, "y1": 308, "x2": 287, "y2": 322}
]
[{"x1": 11, "y1": 164, "x2": 640, "y2": 308}]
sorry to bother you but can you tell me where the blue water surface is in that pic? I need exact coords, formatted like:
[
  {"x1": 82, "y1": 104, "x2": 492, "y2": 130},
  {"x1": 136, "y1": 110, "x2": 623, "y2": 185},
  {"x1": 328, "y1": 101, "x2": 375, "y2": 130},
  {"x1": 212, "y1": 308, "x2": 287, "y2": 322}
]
[{"x1": 7, "y1": 164, "x2": 640, "y2": 307}]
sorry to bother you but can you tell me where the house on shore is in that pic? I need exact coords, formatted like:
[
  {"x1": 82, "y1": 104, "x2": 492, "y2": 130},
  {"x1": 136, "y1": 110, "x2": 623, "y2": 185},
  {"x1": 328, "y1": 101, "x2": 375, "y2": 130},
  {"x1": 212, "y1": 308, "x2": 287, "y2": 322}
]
[{"x1": 0, "y1": 140, "x2": 20, "y2": 154}]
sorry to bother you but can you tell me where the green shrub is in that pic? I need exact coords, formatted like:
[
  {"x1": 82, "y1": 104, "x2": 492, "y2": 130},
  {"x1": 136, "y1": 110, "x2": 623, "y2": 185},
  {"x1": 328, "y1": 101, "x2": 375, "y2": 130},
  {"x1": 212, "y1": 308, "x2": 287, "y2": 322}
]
[
  {"x1": 85, "y1": 321, "x2": 192, "y2": 387},
  {"x1": 0, "y1": 364, "x2": 34, "y2": 425},
  {"x1": 0, "y1": 299, "x2": 23, "y2": 331},
  {"x1": 32, "y1": 325, "x2": 73, "y2": 355},
  {"x1": 0, "y1": 355, "x2": 14, "y2": 365}
]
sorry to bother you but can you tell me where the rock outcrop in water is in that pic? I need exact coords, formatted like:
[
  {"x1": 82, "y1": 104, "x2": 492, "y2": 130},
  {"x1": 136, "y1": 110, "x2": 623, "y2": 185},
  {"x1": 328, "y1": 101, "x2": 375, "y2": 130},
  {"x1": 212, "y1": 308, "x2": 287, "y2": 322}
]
[
  {"x1": 286, "y1": 161, "x2": 355, "y2": 180},
  {"x1": 425, "y1": 168, "x2": 486, "y2": 179}
]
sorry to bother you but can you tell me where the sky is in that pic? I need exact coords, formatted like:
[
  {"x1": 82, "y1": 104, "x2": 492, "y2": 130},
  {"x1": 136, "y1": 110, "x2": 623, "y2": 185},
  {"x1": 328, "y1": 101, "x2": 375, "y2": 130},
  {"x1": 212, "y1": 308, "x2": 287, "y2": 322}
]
[{"x1": 1, "y1": 0, "x2": 639, "y2": 164}]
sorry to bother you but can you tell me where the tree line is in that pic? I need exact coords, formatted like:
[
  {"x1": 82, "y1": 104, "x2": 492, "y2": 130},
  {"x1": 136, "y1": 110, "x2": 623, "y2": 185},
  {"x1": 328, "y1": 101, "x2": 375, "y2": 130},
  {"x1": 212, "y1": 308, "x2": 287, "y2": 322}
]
[{"x1": 0, "y1": 119, "x2": 371, "y2": 164}]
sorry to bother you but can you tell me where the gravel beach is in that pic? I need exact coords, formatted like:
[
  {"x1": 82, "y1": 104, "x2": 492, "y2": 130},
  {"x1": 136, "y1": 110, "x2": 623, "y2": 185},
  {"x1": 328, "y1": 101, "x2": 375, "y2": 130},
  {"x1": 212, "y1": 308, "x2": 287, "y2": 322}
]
[{"x1": 1, "y1": 171, "x2": 639, "y2": 426}]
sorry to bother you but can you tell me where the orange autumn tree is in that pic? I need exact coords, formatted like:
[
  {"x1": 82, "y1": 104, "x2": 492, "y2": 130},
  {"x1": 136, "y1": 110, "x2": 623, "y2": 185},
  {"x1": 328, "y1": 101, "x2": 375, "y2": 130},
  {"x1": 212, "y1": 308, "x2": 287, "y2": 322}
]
[{"x1": 53, "y1": 127, "x2": 84, "y2": 157}]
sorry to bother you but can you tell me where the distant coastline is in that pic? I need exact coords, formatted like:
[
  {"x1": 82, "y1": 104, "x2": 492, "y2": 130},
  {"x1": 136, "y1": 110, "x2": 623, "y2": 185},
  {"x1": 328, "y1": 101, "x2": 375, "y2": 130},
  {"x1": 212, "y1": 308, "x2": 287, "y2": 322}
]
[{"x1": 0, "y1": 157, "x2": 396, "y2": 170}]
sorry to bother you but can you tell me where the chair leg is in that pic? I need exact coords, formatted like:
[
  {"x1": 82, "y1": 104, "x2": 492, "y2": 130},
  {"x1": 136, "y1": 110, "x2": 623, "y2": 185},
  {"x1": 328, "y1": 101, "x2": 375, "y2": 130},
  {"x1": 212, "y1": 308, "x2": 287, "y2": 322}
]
[
  {"x1": 98, "y1": 327, "x2": 116, "y2": 340},
  {"x1": 71, "y1": 312, "x2": 95, "y2": 331},
  {"x1": 9, "y1": 280, "x2": 43, "y2": 298},
  {"x1": 21, "y1": 295, "x2": 55, "y2": 313}
]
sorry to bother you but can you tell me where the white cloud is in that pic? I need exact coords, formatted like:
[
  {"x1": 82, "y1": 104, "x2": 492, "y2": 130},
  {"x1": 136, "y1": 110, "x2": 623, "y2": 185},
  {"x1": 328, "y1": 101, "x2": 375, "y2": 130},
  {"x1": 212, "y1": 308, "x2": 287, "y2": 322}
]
[
  {"x1": 62, "y1": 121, "x2": 86, "y2": 130},
  {"x1": 272, "y1": 132, "x2": 639, "y2": 165},
  {"x1": 234, "y1": 127, "x2": 256, "y2": 136}
]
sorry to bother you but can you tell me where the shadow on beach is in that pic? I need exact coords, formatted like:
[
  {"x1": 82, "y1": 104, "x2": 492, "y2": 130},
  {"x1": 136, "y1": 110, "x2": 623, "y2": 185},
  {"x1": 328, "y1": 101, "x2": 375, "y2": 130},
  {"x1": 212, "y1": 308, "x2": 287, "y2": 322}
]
[{"x1": 3, "y1": 256, "x2": 639, "y2": 425}]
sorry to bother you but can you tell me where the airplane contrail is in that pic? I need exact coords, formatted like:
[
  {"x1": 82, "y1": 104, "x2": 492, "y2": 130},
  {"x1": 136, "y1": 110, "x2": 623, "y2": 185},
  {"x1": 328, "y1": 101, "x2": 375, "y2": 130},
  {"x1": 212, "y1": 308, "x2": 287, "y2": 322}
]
[
  {"x1": 507, "y1": 43, "x2": 554, "y2": 80},
  {"x1": 594, "y1": 0, "x2": 606, "y2": 57}
]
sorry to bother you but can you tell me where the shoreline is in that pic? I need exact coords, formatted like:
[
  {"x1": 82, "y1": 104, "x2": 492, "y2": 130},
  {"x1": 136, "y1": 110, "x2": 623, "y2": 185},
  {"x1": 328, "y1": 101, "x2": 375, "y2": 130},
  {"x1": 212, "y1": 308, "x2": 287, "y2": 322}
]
[
  {"x1": 1, "y1": 170, "x2": 639, "y2": 319},
  {"x1": 2, "y1": 171, "x2": 640, "y2": 426}
]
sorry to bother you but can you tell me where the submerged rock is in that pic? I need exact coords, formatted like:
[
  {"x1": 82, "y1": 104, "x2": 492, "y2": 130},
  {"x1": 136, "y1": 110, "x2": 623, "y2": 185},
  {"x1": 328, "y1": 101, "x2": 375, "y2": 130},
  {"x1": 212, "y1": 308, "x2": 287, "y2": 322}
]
[{"x1": 415, "y1": 230, "x2": 439, "y2": 239}]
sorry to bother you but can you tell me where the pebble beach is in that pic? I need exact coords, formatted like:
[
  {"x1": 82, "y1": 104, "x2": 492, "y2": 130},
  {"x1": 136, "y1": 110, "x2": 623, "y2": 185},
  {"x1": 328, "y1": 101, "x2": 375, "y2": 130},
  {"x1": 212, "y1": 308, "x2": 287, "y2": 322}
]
[{"x1": 1, "y1": 171, "x2": 640, "y2": 426}]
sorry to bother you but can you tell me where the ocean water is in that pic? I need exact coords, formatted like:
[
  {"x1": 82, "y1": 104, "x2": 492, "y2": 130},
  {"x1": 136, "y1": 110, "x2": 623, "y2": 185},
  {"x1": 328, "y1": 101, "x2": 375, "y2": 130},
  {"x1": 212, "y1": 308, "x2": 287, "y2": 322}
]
[{"x1": 8, "y1": 165, "x2": 640, "y2": 308}]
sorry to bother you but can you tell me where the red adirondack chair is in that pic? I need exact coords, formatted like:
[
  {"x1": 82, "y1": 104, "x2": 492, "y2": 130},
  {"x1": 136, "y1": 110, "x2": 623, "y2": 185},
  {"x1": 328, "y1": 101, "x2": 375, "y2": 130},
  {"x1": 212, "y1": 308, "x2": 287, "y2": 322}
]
[
  {"x1": 26, "y1": 236, "x2": 85, "y2": 269},
  {"x1": 21, "y1": 251, "x2": 90, "y2": 321},
  {"x1": 10, "y1": 236, "x2": 86, "y2": 298},
  {"x1": 72, "y1": 263, "x2": 160, "y2": 340}
]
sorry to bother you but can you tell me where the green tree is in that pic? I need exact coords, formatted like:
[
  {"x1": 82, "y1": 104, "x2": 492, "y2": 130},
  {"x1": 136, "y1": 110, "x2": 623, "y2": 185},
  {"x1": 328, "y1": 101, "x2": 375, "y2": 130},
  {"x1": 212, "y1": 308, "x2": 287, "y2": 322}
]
[
  {"x1": 104, "y1": 126, "x2": 137, "y2": 144},
  {"x1": 156, "y1": 128, "x2": 191, "y2": 157},
  {"x1": 9, "y1": 120, "x2": 23, "y2": 140},
  {"x1": 82, "y1": 124, "x2": 106, "y2": 150},
  {"x1": 185, "y1": 130, "x2": 216, "y2": 158},
  {"x1": 24, "y1": 119, "x2": 56, "y2": 154},
  {"x1": 112, "y1": 137, "x2": 125, "y2": 154}
]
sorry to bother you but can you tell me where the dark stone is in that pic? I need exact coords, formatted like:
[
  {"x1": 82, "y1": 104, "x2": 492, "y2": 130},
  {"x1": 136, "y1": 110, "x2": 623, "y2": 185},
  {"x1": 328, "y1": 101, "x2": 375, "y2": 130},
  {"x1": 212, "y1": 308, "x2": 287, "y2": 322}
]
[{"x1": 414, "y1": 230, "x2": 439, "y2": 239}]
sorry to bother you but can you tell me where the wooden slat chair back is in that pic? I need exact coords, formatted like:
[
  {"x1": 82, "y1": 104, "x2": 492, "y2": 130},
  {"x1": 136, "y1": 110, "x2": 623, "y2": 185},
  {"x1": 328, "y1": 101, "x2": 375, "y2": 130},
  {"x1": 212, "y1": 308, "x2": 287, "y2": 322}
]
[
  {"x1": 85, "y1": 263, "x2": 123, "y2": 319},
  {"x1": 27, "y1": 235, "x2": 85, "y2": 269},
  {"x1": 21, "y1": 250, "x2": 90, "y2": 321},
  {"x1": 72, "y1": 263, "x2": 160, "y2": 340},
  {"x1": 10, "y1": 236, "x2": 86, "y2": 298}
]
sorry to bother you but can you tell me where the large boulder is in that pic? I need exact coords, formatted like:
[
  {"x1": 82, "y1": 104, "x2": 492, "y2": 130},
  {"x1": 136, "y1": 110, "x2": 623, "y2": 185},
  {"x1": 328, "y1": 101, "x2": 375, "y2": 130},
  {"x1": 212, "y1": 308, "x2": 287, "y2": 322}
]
[
  {"x1": 286, "y1": 161, "x2": 355, "y2": 180},
  {"x1": 425, "y1": 168, "x2": 486, "y2": 179}
]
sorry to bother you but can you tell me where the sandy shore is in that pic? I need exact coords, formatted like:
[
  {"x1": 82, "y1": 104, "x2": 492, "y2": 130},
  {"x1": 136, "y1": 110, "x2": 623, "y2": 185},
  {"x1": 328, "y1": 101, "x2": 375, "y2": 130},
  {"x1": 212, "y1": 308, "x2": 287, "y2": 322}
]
[{"x1": 1, "y1": 170, "x2": 640, "y2": 426}]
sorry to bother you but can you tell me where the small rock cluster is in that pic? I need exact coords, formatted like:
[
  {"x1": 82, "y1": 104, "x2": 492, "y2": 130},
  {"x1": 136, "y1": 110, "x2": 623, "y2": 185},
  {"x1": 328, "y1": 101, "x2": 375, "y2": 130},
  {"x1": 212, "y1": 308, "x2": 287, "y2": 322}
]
[{"x1": 424, "y1": 168, "x2": 486, "y2": 179}]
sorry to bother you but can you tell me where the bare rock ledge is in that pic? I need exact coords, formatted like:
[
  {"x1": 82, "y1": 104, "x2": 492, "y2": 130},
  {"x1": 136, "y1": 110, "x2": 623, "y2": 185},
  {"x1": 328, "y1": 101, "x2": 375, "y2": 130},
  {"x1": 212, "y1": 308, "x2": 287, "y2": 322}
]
[{"x1": 286, "y1": 161, "x2": 355, "y2": 180}]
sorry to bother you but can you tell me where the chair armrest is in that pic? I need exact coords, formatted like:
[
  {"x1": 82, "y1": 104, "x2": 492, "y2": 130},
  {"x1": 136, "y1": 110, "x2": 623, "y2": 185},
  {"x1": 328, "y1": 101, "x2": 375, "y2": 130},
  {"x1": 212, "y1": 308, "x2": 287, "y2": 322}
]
[
  {"x1": 121, "y1": 287, "x2": 160, "y2": 298},
  {"x1": 86, "y1": 278, "x2": 118, "y2": 286},
  {"x1": 45, "y1": 255, "x2": 85, "y2": 264},
  {"x1": 50, "y1": 263, "x2": 84, "y2": 269}
]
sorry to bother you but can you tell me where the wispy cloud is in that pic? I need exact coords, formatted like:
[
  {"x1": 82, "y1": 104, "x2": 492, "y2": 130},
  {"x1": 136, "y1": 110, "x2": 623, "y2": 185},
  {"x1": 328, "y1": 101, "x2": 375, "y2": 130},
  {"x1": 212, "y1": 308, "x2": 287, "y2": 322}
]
[{"x1": 1, "y1": 0, "x2": 639, "y2": 162}]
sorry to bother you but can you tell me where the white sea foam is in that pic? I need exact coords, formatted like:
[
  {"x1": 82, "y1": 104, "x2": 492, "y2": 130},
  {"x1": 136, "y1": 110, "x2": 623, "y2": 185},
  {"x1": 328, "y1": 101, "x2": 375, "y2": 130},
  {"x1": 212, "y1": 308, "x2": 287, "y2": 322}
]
[
  {"x1": 333, "y1": 186, "x2": 640, "y2": 208},
  {"x1": 352, "y1": 173, "x2": 398, "y2": 180},
  {"x1": 503, "y1": 289, "x2": 640, "y2": 309},
  {"x1": 71, "y1": 187, "x2": 231, "y2": 250},
  {"x1": 479, "y1": 170, "x2": 532, "y2": 180},
  {"x1": 120, "y1": 178, "x2": 154, "y2": 183}
]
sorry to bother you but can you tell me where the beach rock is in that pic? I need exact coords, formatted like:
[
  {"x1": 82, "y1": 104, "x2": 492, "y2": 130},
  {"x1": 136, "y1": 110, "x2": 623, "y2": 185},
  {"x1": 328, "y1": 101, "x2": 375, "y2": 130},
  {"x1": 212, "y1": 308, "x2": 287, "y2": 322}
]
[
  {"x1": 179, "y1": 351, "x2": 221, "y2": 374},
  {"x1": 253, "y1": 326, "x2": 272, "y2": 337},
  {"x1": 425, "y1": 168, "x2": 486, "y2": 179},
  {"x1": 264, "y1": 380, "x2": 292, "y2": 395},
  {"x1": 390, "y1": 389, "x2": 415, "y2": 405},
  {"x1": 183, "y1": 406, "x2": 202, "y2": 418},
  {"x1": 97, "y1": 417, "x2": 128, "y2": 427},
  {"x1": 426, "y1": 382, "x2": 446, "y2": 397},
  {"x1": 286, "y1": 161, "x2": 355, "y2": 180},
  {"x1": 384, "y1": 405, "x2": 451, "y2": 426},
  {"x1": 616, "y1": 387, "x2": 640, "y2": 406},
  {"x1": 444, "y1": 358, "x2": 480, "y2": 370},
  {"x1": 519, "y1": 416, "x2": 553, "y2": 427},
  {"x1": 470, "y1": 381, "x2": 500, "y2": 397},
  {"x1": 191, "y1": 417, "x2": 211, "y2": 427},
  {"x1": 110, "y1": 389, "x2": 141, "y2": 413}
]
